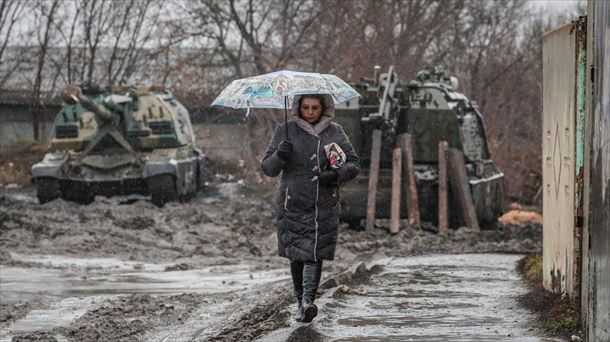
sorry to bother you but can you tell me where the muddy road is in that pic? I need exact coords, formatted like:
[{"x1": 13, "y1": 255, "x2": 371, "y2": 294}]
[
  {"x1": 259, "y1": 254, "x2": 562, "y2": 342},
  {"x1": 0, "y1": 181, "x2": 546, "y2": 341}
]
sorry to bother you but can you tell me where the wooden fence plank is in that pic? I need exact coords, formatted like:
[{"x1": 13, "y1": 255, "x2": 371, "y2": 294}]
[
  {"x1": 438, "y1": 141, "x2": 449, "y2": 233},
  {"x1": 390, "y1": 147, "x2": 402, "y2": 234},
  {"x1": 447, "y1": 148, "x2": 479, "y2": 231},
  {"x1": 366, "y1": 129, "x2": 382, "y2": 230},
  {"x1": 399, "y1": 134, "x2": 420, "y2": 225}
]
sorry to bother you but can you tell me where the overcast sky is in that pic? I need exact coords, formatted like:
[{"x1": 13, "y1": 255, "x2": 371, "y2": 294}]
[{"x1": 527, "y1": 0, "x2": 585, "y2": 14}]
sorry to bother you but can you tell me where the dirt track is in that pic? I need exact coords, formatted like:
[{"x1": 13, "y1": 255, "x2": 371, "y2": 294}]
[
  {"x1": 0, "y1": 181, "x2": 543, "y2": 341},
  {"x1": 258, "y1": 254, "x2": 563, "y2": 342}
]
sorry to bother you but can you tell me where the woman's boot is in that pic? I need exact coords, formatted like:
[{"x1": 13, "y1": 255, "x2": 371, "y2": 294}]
[
  {"x1": 301, "y1": 261, "x2": 322, "y2": 323},
  {"x1": 290, "y1": 260, "x2": 305, "y2": 322}
]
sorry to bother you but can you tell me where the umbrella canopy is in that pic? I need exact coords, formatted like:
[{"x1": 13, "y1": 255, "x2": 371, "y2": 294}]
[{"x1": 211, "y1": 70, "x2": 360, "y2": 110}]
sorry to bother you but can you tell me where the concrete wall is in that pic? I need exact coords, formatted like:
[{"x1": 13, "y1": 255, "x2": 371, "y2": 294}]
[
  {"x1": 193, "y1": 122, "x2": 256, "y2": 172},
  {"x1": 542, "y1": 23, "x2": 580, "y2": 297},
  {"x1": 0, "y1": 104, "x2": 56, "y2": 153},
  {"x1": 582, "y1": 1, "x2": 610, "y2": 340}
]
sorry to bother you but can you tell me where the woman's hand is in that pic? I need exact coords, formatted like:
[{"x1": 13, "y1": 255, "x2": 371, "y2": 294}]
[
  {"x1": 277, "y1": 140, "x2": 293, "y2": 161},
  {"x1": 318, "y1": 169, "x2": 338, "y2": 186}
]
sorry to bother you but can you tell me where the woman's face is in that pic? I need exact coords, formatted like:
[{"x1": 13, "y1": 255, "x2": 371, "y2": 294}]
[{"x1": 300, "y1": 97, "x2": 323, "y2": 123}]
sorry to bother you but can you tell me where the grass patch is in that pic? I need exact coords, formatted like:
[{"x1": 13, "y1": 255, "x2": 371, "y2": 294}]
[
  {"x1": 517, "y1": 254, "x2": 582, "y2": 340},
  {"x1": 518, "y1": 253, "x2": 543, "y2": 284}
]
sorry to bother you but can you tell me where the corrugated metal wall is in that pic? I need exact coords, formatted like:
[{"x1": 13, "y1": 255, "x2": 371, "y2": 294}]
[
  {"x1": 583, "y1": 1, "x2": 610, "y2": 340},
  {"x1": 542, "y1": 23, "x2": 580, "y2": 297}
]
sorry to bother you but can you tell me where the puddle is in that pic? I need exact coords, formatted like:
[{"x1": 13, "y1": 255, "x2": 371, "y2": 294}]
[
  {"x1": 1, "y1": 257, "x2": 288, "y2": 305},
  {"x1": 0, "y1": 254, "x2": 289, "y2": 336},
  {"x1": 1, "y1": 192, "x2": 37, "y2": 204},
  {"x1": 259, "y1": 254, "x2": 564, "y2": 342},
  {"x1": 6, "y1": 296, "x2": 107, "y2": 332},
  {"x1": 1, "y1": 265, "x2": 287, "y2": 304},
  {"x1": 10, "y1": 253, "x2": 169, "y2": 272}
]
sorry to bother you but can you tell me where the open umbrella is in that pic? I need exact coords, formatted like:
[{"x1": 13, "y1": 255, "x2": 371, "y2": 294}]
[{"x1": 211, "y1": 70, "x2": 360, "y2": 139}]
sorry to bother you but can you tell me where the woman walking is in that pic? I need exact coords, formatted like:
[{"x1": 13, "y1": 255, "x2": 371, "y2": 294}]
[{"x1": 261, "y1": 94, "x2": 360, "y2": 323}]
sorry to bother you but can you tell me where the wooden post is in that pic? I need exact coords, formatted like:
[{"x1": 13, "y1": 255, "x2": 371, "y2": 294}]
[
  {"x1": 390, "y1": 147, "x2": 402, "y2": 234},
  {"x1": 438, "y1": 141, "x2": 449, "y2": 233},
  {"x1": 366, "y1": 129, "x2": 382, "y2": 230},
  {"x1": 446, "y1": 148, "x2": 479, "y2": 231},
  {"x1": 398, "y1": 134, "x2": 420, "y2": 225}
]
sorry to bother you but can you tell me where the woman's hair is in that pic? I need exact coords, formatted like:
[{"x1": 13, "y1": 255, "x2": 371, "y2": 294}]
[{"x1": 298, "y1": 94, "x2": 326, "y2": 112}]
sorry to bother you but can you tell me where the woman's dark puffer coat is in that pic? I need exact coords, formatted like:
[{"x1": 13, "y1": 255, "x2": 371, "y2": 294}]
[{"x1": 261, "y1": 95, "x2": 360, "y2": 262}]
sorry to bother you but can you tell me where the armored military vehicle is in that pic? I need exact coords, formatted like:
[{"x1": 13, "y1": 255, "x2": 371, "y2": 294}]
[
  {"x1": 335, "y1": 66, "x2": 504, "y2": 229},
  {"x1": 31, "y1": 84, "x2": 206, "y2": 207}
]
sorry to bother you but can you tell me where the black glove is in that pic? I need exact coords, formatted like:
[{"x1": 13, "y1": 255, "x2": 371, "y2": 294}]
[
  {"x1": 276, "y1": 140, "x2": 293, "y2": 161},
  {"x1": 318, "y1": 169, "x2": 338, "y2": 186}
]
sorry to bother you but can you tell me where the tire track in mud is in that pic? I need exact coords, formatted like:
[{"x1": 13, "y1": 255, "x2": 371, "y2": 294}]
[
  {"x1": 1, "y1": 264, "x2": 293, "y2": 342},
  {"x1": 200, "y1": 287, "x2": 292, "y2": 342},
  {"x1": 53, "y1": 293, "x2": 206, "y2": 342}
]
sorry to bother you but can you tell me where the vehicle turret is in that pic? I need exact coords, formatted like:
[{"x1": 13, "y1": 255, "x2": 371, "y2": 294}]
[
  {"x1": 31, "y1": 84, "x2": 206, "y2": 207},
  {"x1": 334, "y1": 65, "x2": 504, "y2": 229},
  {"x1": 63, "y1": 85, "x2": 119, "y2": 124}
]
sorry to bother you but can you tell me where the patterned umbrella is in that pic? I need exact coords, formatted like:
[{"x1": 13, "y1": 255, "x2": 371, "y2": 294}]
[{"x1": 211, "y1": 70, "x2": 360, "y2": 137}]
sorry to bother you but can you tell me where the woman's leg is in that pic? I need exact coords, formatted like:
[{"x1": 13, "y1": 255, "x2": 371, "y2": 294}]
[
  {"x1": 302, "y1": 260, "x2": 323, "y2": 322},
  {"x1": 289, "y1": 260, "x2": 305, "y2": 321}
]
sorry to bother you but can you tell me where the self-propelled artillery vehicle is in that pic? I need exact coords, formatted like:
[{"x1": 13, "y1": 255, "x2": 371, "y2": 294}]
[
  {"x1": 334, "y1": 66, "x2": 504, "y2": 229},
  {"x1": 31, "y1": 84, "x2": 206, "y2": 207}
]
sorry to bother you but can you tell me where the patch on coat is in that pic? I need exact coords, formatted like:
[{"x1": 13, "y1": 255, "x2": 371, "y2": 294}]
[{"x1": 324, "y1": 142, "x2": 346, "y2": 169}]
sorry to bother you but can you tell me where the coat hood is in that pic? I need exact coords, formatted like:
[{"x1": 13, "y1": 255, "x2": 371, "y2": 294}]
[{"x1": 291, "y1": 94, "x2": 335, "y2": 136}]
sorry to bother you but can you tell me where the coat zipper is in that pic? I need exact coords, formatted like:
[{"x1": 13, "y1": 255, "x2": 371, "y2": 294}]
[
  {"x1": 284, "y1": 187, "x2": 289, "y2": 210},
  {"x1": 314, "y1": 138, "x2": 321, "y2": 262}
]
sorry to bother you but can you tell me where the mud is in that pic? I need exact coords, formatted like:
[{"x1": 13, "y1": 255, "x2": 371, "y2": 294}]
[
  {"x1": 54, "y1": 293, "x2": 204, "y2": 342},
  {"x1": 339, "y1": 220, "x2": 541, "y2": 259},
  {"x1": 10, "y1": 332, "x2": 59, "y2": 342},
  {"x1": 0, "y1": 181, "x2": 543, "y2": 341},
  {"x1": 0, "y1": 182, "x2": 281, "y2": 267},
  {"x1": 0, "y1": 303, "x2": 41, "y2": 330},
  {"x1": 518, "y1": 282, "x2": 581, "y2": 341},
  {"x1": 258, "y1": 254, "x2": 563, "y2": 342},
  {"x1": 208, "y1": 289, "x2": 292, "y2": 342}
]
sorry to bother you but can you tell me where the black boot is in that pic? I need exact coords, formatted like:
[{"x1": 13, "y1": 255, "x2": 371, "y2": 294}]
[
  {"x1": 301, "y1": 261, "x2": 322, "y2": 323},
  {"x1": 290, "y1": 260, "x2": 305, "y2": 322}
]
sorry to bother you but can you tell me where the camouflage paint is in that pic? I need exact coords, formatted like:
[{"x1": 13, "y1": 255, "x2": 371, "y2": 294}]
[
  {"x1": 31, "y1": 85, "x2": 206, "y2": 204},
  {"x1": 334, "y1": 67, "x2": 503, "y2": 227}
]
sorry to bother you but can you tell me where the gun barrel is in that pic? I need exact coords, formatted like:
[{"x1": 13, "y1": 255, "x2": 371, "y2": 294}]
[
  {"x1": 79, "y1": 96, "x2": 116, "y2": 123},
  {"x1": 62, "y1": 85, "x2": 116, "y2": 123}
]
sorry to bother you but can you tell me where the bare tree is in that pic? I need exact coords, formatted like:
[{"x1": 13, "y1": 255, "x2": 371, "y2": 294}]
[
  {"x1": 30, "y1": 0, "x2": 60, "y2": 140},
  {"x1": 0, "y1": 0, "x2": 28, "y2": 88},
  {"x1": 42, "y1": 0, "x2": 173, "y2": 86},
  {"x1": 305, "y1": 0, "x2": 466, "y2": 80},
  {"x1": 61, "y1": 2, "x2": 82, "y2": 84},
  {"x1": 105, "y1": 0, "x2": 163, "y2": 84},
  {"x1": 189, "y1": 0, "x2": 319, "y2": 77},
  {"x1": 1, "y1": 0, "x2": 583, "y2": 197}
]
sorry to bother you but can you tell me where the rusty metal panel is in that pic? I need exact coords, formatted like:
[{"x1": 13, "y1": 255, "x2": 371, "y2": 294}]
[
  {"x1": 584, "y1": 1, "x2": 610, "y2": 340},
  {"x1": 573, "y1": 16, "x2": 587, "y2": 307},
  {"x1": 581, "y1": 3, "x2": 594, "y2": 328},
  {"x1": 542, "y1": 23, "x2": 578, "y2": 297}
]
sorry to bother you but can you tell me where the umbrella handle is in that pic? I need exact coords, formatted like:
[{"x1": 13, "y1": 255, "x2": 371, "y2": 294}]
[
  {"x1": 284, "y1": 96, "x2": 289, "y2": 140},
  {"x1": 246, "y1": 97, "x2": 252, "y2": 118}
]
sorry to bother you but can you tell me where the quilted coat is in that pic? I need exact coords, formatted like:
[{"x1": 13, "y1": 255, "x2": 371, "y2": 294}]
[{"x1": 261, "y1": 95, "x2": 360, "y2": 262}]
